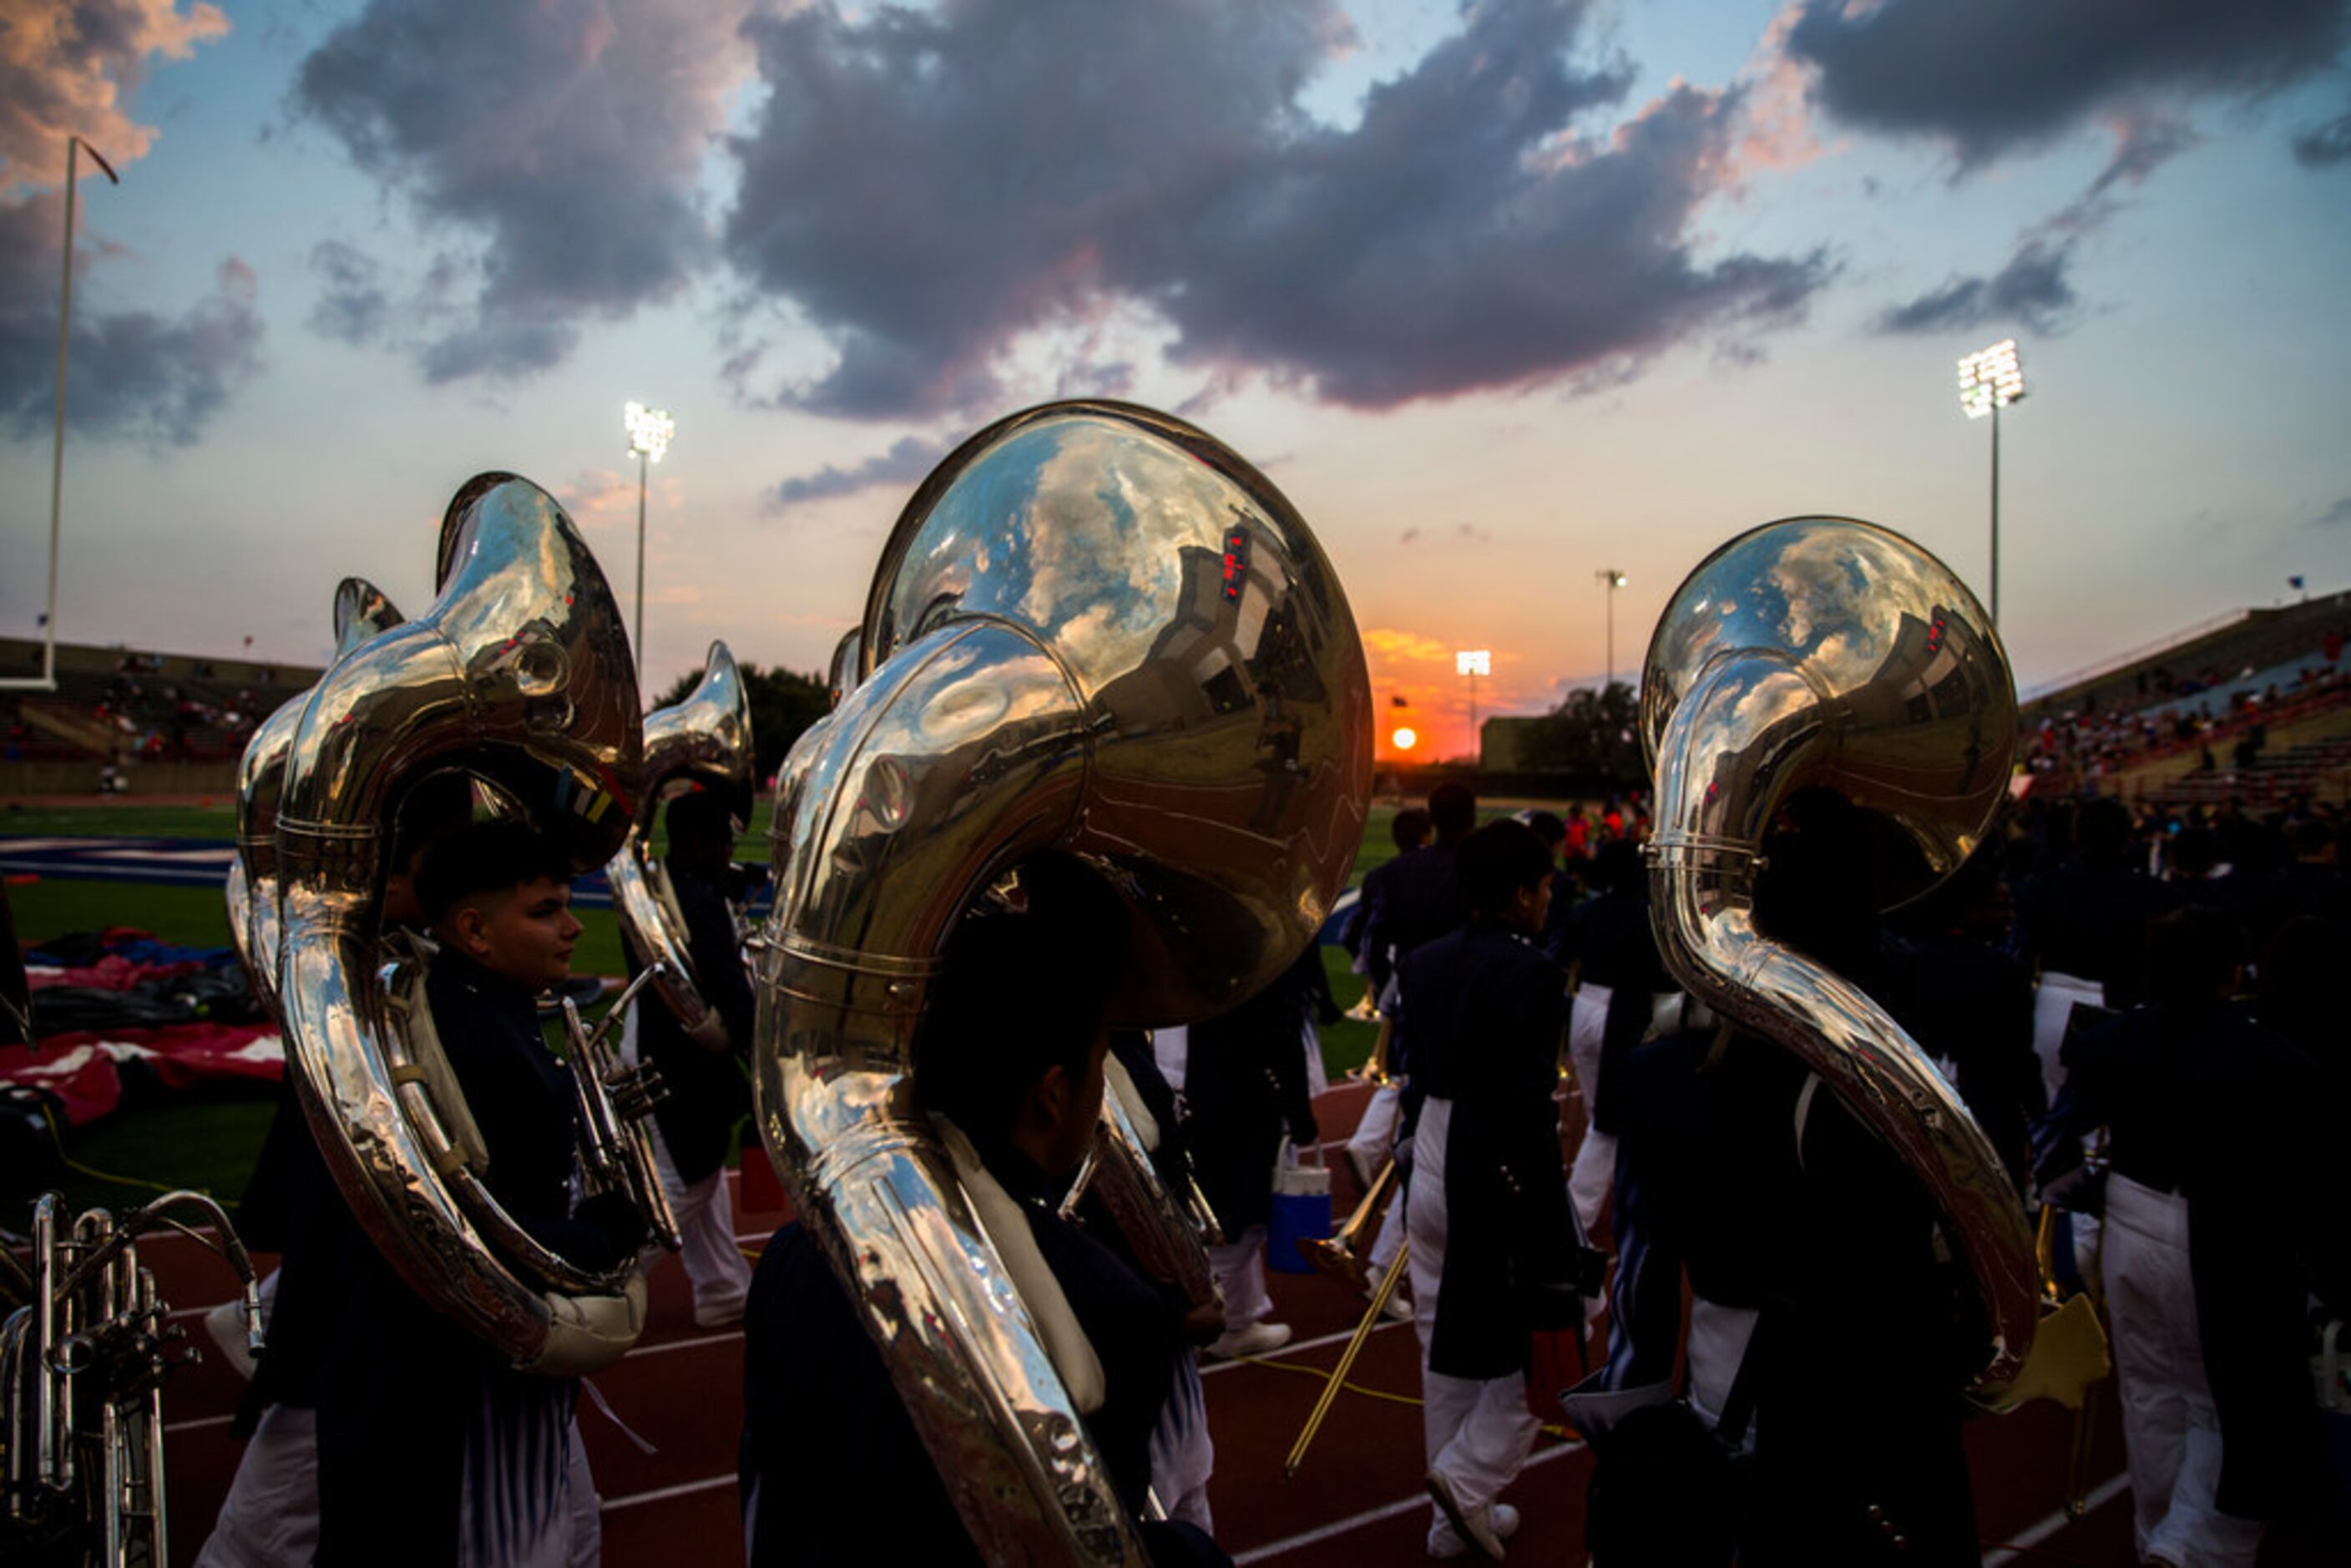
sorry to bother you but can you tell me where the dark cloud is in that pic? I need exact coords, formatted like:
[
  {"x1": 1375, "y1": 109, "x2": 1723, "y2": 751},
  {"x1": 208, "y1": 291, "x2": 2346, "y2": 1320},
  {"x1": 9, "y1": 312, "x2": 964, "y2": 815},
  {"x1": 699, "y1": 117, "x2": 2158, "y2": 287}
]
[
  {"x1": 292, "y1": 0, "x2": 750, "y2": 382},
  {"x1": 1874, "y1": 240, "x2": 2077, "y2": 336},
  {"x1": 2314, "y1": 497, "x2": 2351, "y2": 527},
  {"x1": 0, "y1": 197, "x2": 261, "y2": 444},
  {"x1": 1873, "y1": 114, "x2": 2192, "y2": 336},
  {"x1": 724, "y1": 0, "x2": 1829, "y2": 420},
  {"x1": 1782, "y1": 0, "x2": 2350, "y2": 167},
  {"x1": 772, "y1": 434, "x2": 949, "y2": 509},
  {"x1": 2293, "y1": 109, "x2": 2351, "y2": 167},
  {"x1": 306, "y1": 240, "x2": 388, "y2": 345}
]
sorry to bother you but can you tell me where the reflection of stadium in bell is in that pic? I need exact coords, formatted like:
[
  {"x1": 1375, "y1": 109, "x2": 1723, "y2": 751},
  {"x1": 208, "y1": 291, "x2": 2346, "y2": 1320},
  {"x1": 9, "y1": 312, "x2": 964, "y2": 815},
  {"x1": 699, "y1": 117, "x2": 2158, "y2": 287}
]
[
  {"x1": 1090, "y1": 504, "x2": 1337, "y2": 735},
  {"x1": 1698, "y1": 602, "x2": 2005, "y2": 890}
]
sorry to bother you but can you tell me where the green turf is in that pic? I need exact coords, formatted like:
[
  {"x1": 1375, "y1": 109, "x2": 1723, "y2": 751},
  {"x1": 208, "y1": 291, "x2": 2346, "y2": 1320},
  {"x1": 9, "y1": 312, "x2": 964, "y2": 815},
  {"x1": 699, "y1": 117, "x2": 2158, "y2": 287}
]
[
  {"x1": 0, "y1": 801, "x2": 240, "y2": 837},
  {"x1": 0, "y1": 797, "x2": 782, "y2": 857}
]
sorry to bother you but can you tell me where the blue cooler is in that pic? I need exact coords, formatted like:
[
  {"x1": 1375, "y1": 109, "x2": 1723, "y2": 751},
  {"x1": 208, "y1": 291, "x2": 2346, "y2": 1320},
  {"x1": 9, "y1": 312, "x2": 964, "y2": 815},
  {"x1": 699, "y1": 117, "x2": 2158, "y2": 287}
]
[{"x1": 1266, "y1": 1142, "x2": 1332, "y2": 1274}]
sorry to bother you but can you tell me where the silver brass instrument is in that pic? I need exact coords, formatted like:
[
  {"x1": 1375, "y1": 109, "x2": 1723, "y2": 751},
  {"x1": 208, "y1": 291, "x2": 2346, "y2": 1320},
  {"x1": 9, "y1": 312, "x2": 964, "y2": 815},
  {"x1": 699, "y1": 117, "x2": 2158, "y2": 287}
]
[
  {"x1": 2, "y1": 1191, "x2": 263, "y2": 1567},
  {"x1": 225, "y1": 578, "x2": 404, "y2": 1020},
  {"x1": 559, "y1": 966, "x2": 680, "y2": 1252},
  {"x1": 1643, "y1": 516, "x2": 2091, "y2": 1404},
  {"x1": 608, "y1": 640, "x2": 755, "y2": 1039},
  {"x1": 756, "y1": 400, "x2": 1371, "y2": 1563},
  {"x1": 274, "y1": 473, "x2": 655, "y2": 1373}
]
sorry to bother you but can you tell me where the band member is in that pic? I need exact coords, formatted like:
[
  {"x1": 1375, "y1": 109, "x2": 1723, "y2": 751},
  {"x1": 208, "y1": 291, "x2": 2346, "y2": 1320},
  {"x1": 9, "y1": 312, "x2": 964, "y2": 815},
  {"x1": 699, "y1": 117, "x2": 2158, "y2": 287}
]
[
  {"x1": 2050, "y1": 907, "x2": 2343, "y2": 1566},
  {"x1": 740, "y1": 858, "x2": 1226, "y2": 1566},
  {"x1": 1186, "y1": 942, "x2": 1322, "y2": 1359},
  {"x1": 619, "y1": 787, "x2": 756, "y2": 1326},
  {"x1": 1595, "y1": 791, "x2": 1982, "y2": 1565},
  {"x1": 209, "y1": 819, "x2": 642, "y2": 1567},
  {"x1": 1396, "y1": 817, "x2": 1572, "y2": 1560},
  {"x1": 199, "y1": 775, "x2": 475, "y2": 1566}
]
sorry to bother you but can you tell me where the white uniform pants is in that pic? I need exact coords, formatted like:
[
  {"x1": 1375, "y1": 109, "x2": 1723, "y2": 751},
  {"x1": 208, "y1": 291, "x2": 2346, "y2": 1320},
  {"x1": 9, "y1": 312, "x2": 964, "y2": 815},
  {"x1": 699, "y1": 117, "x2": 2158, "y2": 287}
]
[
  {"x1": 1208, "y1": 1226, "x2": 1273, "y2": 1333},
  {"x1": 651, "y1": 1124, "x2": 751, "y2": 1324},
  {"x1": 2105, "y1": 1174, "x2": 2264, "y2": 1567},
  {"x1": 196, "y1": 1410, "x2": 599, "y2": 1568},
  {"x1": 622, "y1": 1002, "x2": 754, "y2": 1323},
  {"x1": 1407, "y1": 1096, "x2": 1540, "y2": 1550},
  {"x1": 195, "y1": 1405, "x2": 319, "y2": 1567},
  {"x1": 1148, "y1": 1353, "x2": 1216, "y2": 1532},
  {"x1": 1565, "y1": 983, "x2": 1614, "y2": 1233},
  {"x1": 1347, "y1": 1080, "x2": 1403, "y2": 1173}
]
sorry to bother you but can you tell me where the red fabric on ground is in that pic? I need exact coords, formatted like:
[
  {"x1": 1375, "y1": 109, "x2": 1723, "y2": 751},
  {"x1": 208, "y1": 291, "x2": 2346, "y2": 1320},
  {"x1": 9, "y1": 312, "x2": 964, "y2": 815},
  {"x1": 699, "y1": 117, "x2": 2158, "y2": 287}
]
[
  {"x1": 0, "y1": 1023, "x2": 281, "y2": 1125},
  {"x1": 0, "y1": 1040, "x2": 124, "y2": 1124},
  {"x1": 24, "y1": 953, "x2": 206, "y2": 991}
]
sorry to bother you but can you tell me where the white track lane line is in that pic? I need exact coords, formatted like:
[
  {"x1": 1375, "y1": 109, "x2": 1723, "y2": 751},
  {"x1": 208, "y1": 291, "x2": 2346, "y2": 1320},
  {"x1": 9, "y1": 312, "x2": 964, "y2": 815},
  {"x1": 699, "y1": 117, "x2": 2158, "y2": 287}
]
[
  {"x1": 600, "y1": 1473, "x2": 737, "y2": 1513},
  {"x1": 163, "y1": 1413, "x2": 235, "y2": 1435},
  {"x1": 1231, "y1": 1438, "x2": 1584, "y2": 1563},
  {"x1": 1199, "y1": 1318, "x2": 1407, "y2": 1377},
  {"x1": 1980, "y1": 1472, "x2": 2129, "y2": 1566}
]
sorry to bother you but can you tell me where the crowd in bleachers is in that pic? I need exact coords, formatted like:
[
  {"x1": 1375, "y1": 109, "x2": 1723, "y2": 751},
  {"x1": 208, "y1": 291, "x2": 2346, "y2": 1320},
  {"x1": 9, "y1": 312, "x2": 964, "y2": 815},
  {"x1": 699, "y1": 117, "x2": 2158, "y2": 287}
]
[
  {"x1": 2020, "y1": 645, "x2": 2348, "y2": 793},
  {"x1": 2, "y1": 642, "x2": 315, "y2": 771}
]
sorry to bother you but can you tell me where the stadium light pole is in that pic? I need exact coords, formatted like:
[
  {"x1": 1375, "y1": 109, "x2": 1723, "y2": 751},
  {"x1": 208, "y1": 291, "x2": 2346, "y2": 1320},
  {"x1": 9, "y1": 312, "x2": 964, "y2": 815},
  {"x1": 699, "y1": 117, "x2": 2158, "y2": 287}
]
[
  {"x1": 1455, "y1": 649, "x2": 1489, "y2": 771},
  {"x1": 4, "y1": 136, "x2": 119, "y2": 694},
  {"x1": 1957, "y1": 339, "x2": 2025, "y2": 626},
  {"x1": 1596, "y1": 569, "x2": 1626, "y2": 694},
  {"x1": 624, "y1": 400, "x2": 675, "y2": 682}
]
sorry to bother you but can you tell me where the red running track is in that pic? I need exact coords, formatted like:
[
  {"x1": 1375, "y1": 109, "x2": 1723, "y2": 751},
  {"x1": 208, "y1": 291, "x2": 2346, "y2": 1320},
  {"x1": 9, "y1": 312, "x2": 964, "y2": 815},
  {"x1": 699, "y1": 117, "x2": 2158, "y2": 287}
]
[{"x1": 124, "y1": 1079, "x2": 2339, "y2": 1565}]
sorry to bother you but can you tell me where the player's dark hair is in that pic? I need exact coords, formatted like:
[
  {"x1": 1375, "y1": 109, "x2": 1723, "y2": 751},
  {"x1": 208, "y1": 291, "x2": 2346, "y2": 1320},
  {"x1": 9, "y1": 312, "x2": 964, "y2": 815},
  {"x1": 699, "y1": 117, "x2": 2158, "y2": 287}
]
[
  {"x1": 1457, "y1": 818, "x2": 1553, "y2": 923},
  {"x1": 416, "y1": 819, "x2": 573, "y2": 922},
  {"x1": 1428, "y1": 781, "x2": 1477, "y2": 841},
  {"x1": 913, "y1": 856, "x2": 1126, "y2": 1142}
]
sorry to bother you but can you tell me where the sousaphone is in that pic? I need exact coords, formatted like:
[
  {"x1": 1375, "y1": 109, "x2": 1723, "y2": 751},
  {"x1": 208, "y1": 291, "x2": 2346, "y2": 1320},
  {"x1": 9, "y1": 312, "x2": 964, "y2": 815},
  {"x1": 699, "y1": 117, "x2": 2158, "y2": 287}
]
[
  {"x1": 274, "y1": 474, "x2": 654, "y2": 1373},
  {"x1": 756, "y1": 401, "x2": 1372, "y2": 1563}
]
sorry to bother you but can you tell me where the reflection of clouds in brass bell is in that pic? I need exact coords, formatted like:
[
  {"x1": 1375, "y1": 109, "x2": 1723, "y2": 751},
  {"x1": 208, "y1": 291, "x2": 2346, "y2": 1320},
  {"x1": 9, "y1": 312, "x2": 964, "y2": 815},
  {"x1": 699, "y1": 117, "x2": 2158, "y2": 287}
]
[{"x1": 918, "y1": 677, "x2": 1010, "y2": 742}]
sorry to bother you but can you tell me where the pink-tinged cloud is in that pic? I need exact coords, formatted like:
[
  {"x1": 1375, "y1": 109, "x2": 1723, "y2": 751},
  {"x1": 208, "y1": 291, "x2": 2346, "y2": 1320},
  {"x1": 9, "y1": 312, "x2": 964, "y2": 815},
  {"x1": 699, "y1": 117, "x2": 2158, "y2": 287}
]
[{"x1": 0, "y1": 0, "x2": 228, "y2": 195}]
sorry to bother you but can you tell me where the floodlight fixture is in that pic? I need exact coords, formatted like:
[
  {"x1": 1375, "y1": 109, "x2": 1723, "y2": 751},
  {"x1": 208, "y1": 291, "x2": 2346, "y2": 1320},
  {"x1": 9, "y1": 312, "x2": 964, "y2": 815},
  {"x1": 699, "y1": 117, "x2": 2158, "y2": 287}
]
[
  {"x1": 1956, "y1": 339, "x2": 2025, "y2": 420},
  {"x1": 1455, "y1": 650, "x2": 1490, "y2": 677},
  {"x1": 625, "y1": 400, "x2": 675, "y2": 463}
]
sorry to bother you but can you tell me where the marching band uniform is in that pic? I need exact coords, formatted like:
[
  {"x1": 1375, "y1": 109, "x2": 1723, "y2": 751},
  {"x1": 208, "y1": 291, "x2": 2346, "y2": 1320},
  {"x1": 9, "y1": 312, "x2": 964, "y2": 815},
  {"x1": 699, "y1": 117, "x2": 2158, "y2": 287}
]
[
  {"x1": 1186, "y1": 947, "x2": 1320, "y2": 1356},
  {"x1": 1549, "y1": 842, "x2": 1656, "y2": 1234},
  {"x1": 1602, "y1": 1022, "x2": 1983, "y2": 1565},
  {"x1": 620, "y1": 852, "x2": 757, "y2": 1327},
  {"x1": 2052, "y1": 973, "x2": 2341, "y2": 1565},
  {"x1": 205, "y1": 934, "x2": 635, "y2": 1566},
  {"x1": 1395, "y1": 913, "x2": 1570, "y2": 1558}
]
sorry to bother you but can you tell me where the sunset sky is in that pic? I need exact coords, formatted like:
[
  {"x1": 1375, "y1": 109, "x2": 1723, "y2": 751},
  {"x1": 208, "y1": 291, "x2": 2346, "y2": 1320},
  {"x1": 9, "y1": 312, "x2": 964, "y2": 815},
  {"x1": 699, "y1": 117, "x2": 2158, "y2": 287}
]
[{"x1": 3, "y1": 0, "x2": 2347, "y2": 761}]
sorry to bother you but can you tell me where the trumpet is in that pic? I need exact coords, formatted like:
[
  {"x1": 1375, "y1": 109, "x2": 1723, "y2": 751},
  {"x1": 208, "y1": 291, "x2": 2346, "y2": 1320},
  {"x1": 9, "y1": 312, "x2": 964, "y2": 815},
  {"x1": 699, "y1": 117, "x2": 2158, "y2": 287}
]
[
  {"x1": 3, "y1": 1191, "x2": 263, "y2": 1567},
  {"x1": 559, "y1": 966, "x2": 680, "y2": 1252}
]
